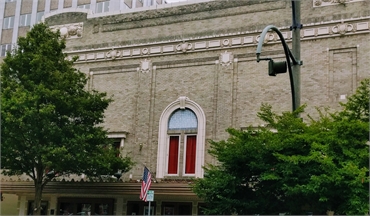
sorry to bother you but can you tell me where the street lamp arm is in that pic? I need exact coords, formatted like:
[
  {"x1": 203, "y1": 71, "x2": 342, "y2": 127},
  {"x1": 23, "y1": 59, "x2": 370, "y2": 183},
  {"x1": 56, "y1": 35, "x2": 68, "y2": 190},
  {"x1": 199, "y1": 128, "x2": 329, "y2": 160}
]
[
  {"x1": 256, "y1": 25, "x2": 299, "y2": 65},
  {"x1": 255, "y1": 25, "x2": 299, "y2": 111}
]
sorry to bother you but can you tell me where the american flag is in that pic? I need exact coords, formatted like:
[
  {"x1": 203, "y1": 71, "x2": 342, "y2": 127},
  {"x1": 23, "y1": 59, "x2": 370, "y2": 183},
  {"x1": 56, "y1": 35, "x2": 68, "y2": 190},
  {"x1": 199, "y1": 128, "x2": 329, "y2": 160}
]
[{"x1": 140, "y1": 167, "x2": 152, "y2": 201}]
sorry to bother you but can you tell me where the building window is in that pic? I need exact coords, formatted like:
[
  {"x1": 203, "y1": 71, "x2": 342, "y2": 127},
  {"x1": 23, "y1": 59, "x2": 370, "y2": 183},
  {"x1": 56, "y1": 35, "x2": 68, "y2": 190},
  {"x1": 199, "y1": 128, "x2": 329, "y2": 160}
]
[
  {"x1": 77, "y1": 4, "x2": 91, "y2": 9},
  {"x1": 3, "y1": 16, "x2": 14, "y2": 29},
  {"x1": 36, "y1": 11, "x2": 44, "y2": 23},
  {"x1": 96, "y1": 1, "x2": 109, "y2": 13},
  {"x1": 19, "y1": 14, "x2": 31, "y2": 27},
  {"x1": 156, "y1": 96, "x2": 206, "y2": 178},
  {"x1": 0, "y1": 44, "x2": 12, "y2": 57},
  {"x1": 167, "y1": 109, "x2": 198, "y2": 175},
  {"x1": 107, "y1": 132, "x2": 126, "y2": 156},
  {"x1": 167, "y1": 134, "x2": 198, "y2": 174}
]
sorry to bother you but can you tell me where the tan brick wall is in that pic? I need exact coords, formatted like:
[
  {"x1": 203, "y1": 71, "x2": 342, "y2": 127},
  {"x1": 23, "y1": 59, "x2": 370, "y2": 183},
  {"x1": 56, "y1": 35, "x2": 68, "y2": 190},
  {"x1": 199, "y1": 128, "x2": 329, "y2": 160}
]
[{"x1": 45, "y1": 0, "x2": 370, "y2": 179}]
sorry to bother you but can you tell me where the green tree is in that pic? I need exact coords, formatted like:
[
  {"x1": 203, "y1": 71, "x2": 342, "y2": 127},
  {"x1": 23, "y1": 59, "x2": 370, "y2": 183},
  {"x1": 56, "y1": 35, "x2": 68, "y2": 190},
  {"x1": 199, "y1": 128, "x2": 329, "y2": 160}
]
[
  {"x1": 337, "y1": 78, "x2": 369, "y2": 122},
  {"x1": 1, "y1": 23, "x2": 134, "y2": 215},
  {"x1": 193, "y1": 125, "x2": 287, "y2": 215},
  {"x1": 193, "y1": 79, "x2": 369, "y2": 215},
  {"x1": 260, "y1": 105, "x2": 369, "y2": 214}
]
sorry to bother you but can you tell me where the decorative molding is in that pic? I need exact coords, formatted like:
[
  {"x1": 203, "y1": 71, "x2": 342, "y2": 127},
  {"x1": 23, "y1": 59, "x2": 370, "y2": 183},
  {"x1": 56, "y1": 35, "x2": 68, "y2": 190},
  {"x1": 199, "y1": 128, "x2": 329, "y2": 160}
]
[
  {"x1": 179, "y1": 96, "x2": 188, "y2": 109},
  {"x1": 304, "y1": 28, "x2": 316, "y2": 37},
  {"x1": 176, "y1": 42, "x2": 192, "y2": 52},
  {"x1": 255, "y1": 32, "x2": 275, "y2": 44},
  {"x1": 313, "y1": 0, "x2": 365, "y2": 7},
  {"x1": 220, "y1": 51, "x2": 233, "y2": 67},
  {"x1": 163, "y1": 45, "x2": 174, "y2": 53},
  {"x1": 50, "y1": 22, "x2": 83, "y2": 39},
  {"x1": 243, "y1": 36, "x2": 254, "y2": 44},
  {"x1": 86, "y1": 53, "x2": 95, "y2": 60},
  {"x1": 328, "y1": 47, "x2": 358, "y2": 102},
  {"x1": 122, "y1": 50, "x2": 130, "y2": 57},
  {"x1": 231, "y1": 37, "x2": 241, "y2": 45},
  {"x1": 156, "y1": 97, "x2": 206, "y2": 179},
  {"x1": 89, "y1": 56, "x2": 217, "y2": 75},
  {"x1": 63, "y1": 18, "x2": 369, "y2": 64},
  {"x1": 209, "y1": 40, "x2": 220, "y2": 48},
  {"x1": 142, "y1": 48, "x2": 149, "y2": 55},
  {"x1": 95, "y1": 0, "x2": 284, "y2": 33},
  {"x1": 150, "y1": 47, "x2": 161, "y2": 54},
  {"x1": 332, "y1": 22, "x2": 354, "y2": 35},
  {"x1": 140, "y1": 59, "x2": 152, "y2": 73},
  {"x1": 222, "y1": 39, "x2": 230, "y2": 46},
  {"x1": 106, "y1": 49, "x2": 121, "y2": 59},
  {"x1": 132, "y1": 49, "x2": 141, "y2": 56},
  {"x1": 78, "y1": 54, "x2": 86, "y2": 61},
  {"x1": 357, "y1": 22, "x2": 369, "y2": 31},
  {"x1": 317, "y1": 27, "x2": 330, "y2": 35},
  {"x1": 107, "y1": 132, "x2": 128, "y2": 138}
]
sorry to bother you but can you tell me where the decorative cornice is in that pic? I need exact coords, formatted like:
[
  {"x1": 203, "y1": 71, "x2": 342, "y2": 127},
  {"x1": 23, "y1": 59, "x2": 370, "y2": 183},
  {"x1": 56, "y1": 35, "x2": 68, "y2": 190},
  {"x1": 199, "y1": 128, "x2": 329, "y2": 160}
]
[
  {"x1": 93, "y1": 0, "x2": 281, "y2": 33},
  {"x1": 64, "y1": 18, "x2": 369, "y2": 64}
]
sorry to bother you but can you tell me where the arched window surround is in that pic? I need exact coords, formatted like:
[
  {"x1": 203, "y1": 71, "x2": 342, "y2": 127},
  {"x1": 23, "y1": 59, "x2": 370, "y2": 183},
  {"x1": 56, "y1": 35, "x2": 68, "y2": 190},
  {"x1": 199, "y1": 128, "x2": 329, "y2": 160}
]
[{"x1": 156, "y1": 96, "x2": 206, "y2": 178}]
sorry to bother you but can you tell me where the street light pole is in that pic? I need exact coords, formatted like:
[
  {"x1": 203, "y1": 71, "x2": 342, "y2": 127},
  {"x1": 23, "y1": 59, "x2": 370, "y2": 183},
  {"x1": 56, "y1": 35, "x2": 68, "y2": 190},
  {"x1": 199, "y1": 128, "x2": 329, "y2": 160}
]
[
  {"x1": 291, "y1": 0, "x2": 302, "y2": 112},
  {"x1": 255, "y1": 0, "x2": 302, "y2": 112}
]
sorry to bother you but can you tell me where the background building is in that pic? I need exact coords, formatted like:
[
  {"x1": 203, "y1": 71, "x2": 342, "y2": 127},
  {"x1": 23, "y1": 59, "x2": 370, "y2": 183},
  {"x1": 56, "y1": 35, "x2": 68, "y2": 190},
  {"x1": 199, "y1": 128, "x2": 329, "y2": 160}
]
[
  {"x1": 1, "y1": 0, "x2": 369, "y2": 215},
  {"x1": 1, "y1": 0, "x2": 211, "y2": 56}
]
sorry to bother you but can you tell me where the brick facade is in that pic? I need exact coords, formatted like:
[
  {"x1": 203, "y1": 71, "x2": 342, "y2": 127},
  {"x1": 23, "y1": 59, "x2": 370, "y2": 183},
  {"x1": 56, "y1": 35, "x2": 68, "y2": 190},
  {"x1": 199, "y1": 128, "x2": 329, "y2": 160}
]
[
  {"x1": 1, "y1": 0, "x2": 369, "y2": 215},
  {"x1": 44, "y1": 0, "x2": 370, "y2": 179}
]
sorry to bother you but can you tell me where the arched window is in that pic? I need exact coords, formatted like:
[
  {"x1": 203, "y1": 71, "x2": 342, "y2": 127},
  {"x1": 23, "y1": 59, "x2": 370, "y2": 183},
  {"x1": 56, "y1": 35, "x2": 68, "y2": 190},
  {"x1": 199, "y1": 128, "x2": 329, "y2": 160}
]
[
  {"x1": 168, "y1": 109, "x2": 197, "y2": 130},
  {"x1": 167, "y1": 109, "x2": 198, "y2": 174},
  {"x1": 156, "y1": 97, "x2": 205, "y2": 178}
]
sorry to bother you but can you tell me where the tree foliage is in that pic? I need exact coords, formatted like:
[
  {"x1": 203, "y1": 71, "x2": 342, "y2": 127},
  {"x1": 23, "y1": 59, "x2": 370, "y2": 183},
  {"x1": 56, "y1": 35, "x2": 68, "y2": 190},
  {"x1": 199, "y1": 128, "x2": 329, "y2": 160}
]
[
  {"x1": 1, "y1": 23, "x2": 134, "y2": 215},
  {"x1": 337, "y1": 78, "x2": 369, "y2": 122},
  {"x1": 193, "y1": 79, "x2": 369, "y2": 215}
]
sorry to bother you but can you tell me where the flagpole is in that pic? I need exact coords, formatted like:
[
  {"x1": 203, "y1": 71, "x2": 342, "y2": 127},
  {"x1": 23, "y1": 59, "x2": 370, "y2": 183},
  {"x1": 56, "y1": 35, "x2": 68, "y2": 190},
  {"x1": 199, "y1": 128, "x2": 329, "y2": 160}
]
[
  {"x1": 140, "y1": 166, "x2": 153, "y2": 215},
  {"x1": 148, "y1": 201, "x2": 151, "y2": 216}
]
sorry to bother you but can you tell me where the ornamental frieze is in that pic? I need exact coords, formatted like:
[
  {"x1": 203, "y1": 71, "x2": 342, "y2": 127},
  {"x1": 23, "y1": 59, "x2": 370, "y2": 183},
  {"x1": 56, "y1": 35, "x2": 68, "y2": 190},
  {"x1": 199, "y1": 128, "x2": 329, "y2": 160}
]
[
  {"x1": 106, "y1": 49, "x2": 121, "y2": 59},
  {"x1": 64, "y1": 18, "x2": 369, "y2": 63},
  {"x1": 94, "y1": 1, "x2": 285, "y2": 33},
  {"x1": 50, "y1": 22, "x2": 83, "y2": 39},
  {"x1": 332, "y1": 22, "x2": 354, "y2": 35},
  {"x1": 313, "y1": 0, "x2": 365, "y2": 7}
]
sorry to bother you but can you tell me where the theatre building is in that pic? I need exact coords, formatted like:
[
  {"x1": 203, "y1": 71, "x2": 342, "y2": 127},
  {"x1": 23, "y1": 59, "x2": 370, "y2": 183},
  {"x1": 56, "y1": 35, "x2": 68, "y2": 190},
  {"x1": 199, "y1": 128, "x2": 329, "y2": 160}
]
[{"x1": 1, "y1": 0, "x2": 369, "y2": 215}]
